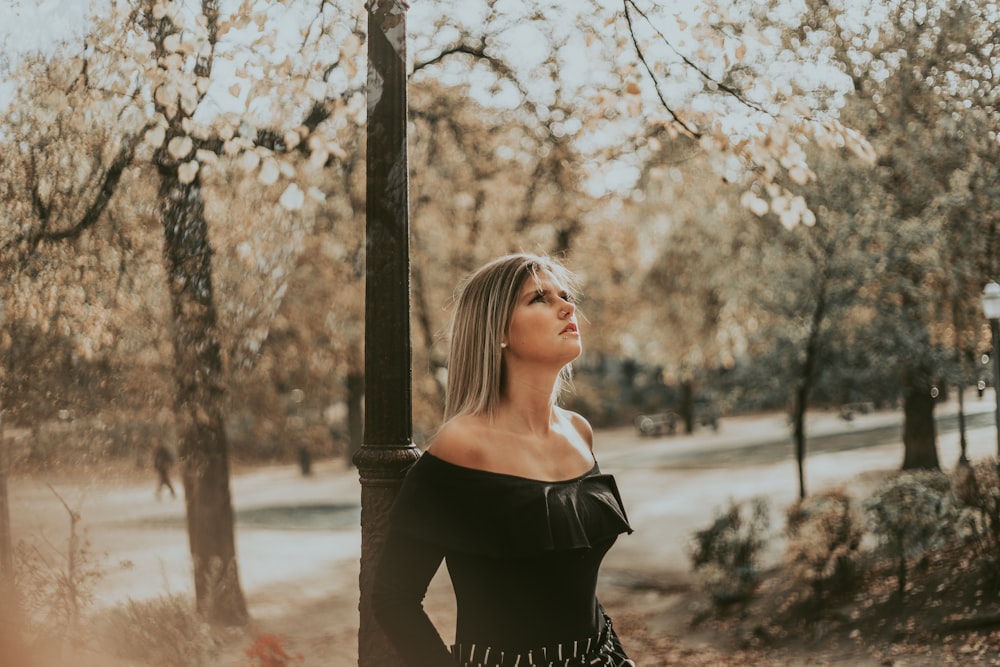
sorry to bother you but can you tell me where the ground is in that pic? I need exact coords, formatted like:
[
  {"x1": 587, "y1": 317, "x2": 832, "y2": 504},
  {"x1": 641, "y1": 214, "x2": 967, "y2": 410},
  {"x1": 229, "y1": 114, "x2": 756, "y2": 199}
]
[{"x1": 5, "y1": 403, "x2": 1000, "y2": 665}]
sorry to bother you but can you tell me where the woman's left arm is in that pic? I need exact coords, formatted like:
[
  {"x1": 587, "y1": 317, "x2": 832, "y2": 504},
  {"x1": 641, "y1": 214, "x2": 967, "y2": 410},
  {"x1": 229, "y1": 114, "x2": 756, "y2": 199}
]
[{"x1": 372, "y1": 529, "x2": 455, "y2": 667}]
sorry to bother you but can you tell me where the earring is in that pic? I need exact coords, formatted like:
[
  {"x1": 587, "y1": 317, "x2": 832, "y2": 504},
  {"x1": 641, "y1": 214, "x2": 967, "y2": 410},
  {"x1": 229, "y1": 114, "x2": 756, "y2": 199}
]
[{"x1": 500, "y1": 342, "x2": 507, "y2": 348}]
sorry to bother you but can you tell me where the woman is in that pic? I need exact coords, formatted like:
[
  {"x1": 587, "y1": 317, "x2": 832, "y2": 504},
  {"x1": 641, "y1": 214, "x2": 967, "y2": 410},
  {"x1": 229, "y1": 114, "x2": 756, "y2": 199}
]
[{"x1": 373, "y1": 253, "x2": 635, "y2": 666}]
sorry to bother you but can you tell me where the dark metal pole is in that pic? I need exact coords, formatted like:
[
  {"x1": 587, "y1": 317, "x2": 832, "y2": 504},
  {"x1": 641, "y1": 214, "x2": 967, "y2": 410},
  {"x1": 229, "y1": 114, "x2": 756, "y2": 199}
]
[
  {"x1": 355, "y1": 1, "x2": 419, "y2": 665},
  {"x1": 992, "y1": 318, "x2": 1000, "y2": 461}
]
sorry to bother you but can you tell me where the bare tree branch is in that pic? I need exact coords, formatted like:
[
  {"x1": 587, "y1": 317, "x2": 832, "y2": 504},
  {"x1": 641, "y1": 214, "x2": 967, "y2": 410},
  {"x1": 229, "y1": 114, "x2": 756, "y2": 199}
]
[
  {"x1": 5, "y1": 126, "x2": 152, "y2": 261},
  {"x1": 622, "y1": 0, "x2": 771, "y2": 131}
]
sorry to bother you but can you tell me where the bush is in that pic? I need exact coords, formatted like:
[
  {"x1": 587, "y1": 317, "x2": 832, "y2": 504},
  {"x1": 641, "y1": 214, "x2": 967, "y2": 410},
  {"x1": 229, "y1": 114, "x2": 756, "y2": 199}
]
[
  {"x1": 100, "y1": 594, "x2": 217, "y2": 667},
  {"x1": 785, "y1": 489, "x2": 862, "y2": 604},
  {"x1": 952, "y1": 459, "x2": 1000, "y2": 587},
  {"x1": 13, "y1": 488, "x2": 105, "y2": 646},
  {"x1": 864, "y1": 470, "x2": 961, "y2": 596},
  {"x1": 689, "y1": 496, "x2": 771, "y2": 605}
]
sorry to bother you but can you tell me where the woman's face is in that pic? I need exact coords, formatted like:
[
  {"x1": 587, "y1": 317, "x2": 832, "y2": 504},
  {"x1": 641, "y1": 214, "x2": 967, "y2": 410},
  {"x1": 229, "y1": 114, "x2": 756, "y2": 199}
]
[{"x1": 504, "y1": 269, "x2": 581, "y2": 366}]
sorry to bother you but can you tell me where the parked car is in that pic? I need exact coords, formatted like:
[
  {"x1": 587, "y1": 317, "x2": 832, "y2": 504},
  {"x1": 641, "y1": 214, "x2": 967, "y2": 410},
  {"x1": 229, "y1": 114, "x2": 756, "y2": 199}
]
[{"x1": 634, "y1": 412, "x2": 678, "y2": 437}]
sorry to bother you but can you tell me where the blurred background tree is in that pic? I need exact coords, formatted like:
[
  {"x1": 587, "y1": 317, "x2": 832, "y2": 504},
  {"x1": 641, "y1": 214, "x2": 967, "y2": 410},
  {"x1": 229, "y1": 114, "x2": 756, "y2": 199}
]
[{"x1": 1, "y1": 0, "x2": 998, "y2": 627}]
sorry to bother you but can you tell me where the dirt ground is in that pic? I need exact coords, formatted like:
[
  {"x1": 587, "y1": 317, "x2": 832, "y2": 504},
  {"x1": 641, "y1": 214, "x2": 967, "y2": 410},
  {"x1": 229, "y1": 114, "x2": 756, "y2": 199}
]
[{"x1": 7, "y1": 409, "x2": 1000, "y2": 666}]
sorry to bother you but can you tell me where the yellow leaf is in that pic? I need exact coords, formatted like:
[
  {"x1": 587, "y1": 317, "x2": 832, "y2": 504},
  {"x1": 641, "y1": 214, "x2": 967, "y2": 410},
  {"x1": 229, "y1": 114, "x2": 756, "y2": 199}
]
[
  {"x1": 779, "y1": 209, "x2": 798, "y2": 229},
  {"x1": 258, "y1": 158, "x2": 280, "y2": 186},
  {"x1": 178, "y1": 160, "x2": 199, "y2": 184},
  {"x1": 167, "y1": 135, "x2": 193, "y2": 160},
  {"x1": 279, "y1": 183, "x2": 305, "y2": 211},
  {"x1": 162, "y1": 53, "x2": 183, "y2": 71},
  {"x1": 308, "y1": 148, "x2": 329, "y2": 170},
  {"x1": 740, "y1": 191, "x2": 769, "y2": 217},
  {"x1": 154, "y1": 83, "x2": 175, "y2": 107},
  {"x1": 195, "y1": 149, "x2": 218, "y2": 166},
  {"x1": 163, "y1": 33, "x2": 181, "y2": 53},
  {"x1": 326, "y1": 142, "x2": 348, "y2": 160},
  {"x1": 788, "y1": 165, "x2": 812, "y2": 185},
  {"x1": 144, "y1": 125, "x2": 166, "y2": 149},
  {"x1": 238, "y1": 150, "x2": 261, "y2": 172}
]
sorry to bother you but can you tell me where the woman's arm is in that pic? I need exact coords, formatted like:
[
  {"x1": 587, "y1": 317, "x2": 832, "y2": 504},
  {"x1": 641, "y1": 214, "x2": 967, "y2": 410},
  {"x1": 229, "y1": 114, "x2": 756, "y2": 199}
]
[{"x1": 372, "y1": 528, "x2": 455, "y2": 666}]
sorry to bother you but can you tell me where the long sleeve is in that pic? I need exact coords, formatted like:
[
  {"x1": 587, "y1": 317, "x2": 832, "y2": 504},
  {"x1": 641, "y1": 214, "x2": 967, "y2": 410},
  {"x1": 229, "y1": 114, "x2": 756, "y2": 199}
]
[{"x1": 372, "y1": 527, "x2": 455, "y2": 667}]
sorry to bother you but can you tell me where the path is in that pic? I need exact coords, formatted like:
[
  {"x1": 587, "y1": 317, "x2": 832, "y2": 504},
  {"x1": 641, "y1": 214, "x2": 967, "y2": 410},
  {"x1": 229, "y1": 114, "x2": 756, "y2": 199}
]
[{"x1": 7, "y1": 391, "x2": 998, "y2": 665}]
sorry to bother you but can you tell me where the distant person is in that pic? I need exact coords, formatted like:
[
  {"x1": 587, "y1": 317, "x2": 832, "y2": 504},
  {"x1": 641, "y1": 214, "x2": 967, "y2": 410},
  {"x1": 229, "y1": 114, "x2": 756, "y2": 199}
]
[
  {"x1": 298, "y1": 444, "x2": 312, "y2": 476},
  {"x1": 373, "y1": 253, "x2": 635, "y2": 666},
  {"x1": 152, "y1": 438, "x2": 176, "y2": 500}
]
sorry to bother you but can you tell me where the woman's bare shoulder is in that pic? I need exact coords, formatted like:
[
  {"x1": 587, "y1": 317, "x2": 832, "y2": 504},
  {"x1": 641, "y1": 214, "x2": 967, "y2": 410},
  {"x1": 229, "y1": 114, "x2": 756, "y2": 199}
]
[
  {"x1": 426, "y1": 415, "x2": 490, "y2": 469},
  {"x1": 560, "y1": 408, "x2": 594, "y2": 451}
]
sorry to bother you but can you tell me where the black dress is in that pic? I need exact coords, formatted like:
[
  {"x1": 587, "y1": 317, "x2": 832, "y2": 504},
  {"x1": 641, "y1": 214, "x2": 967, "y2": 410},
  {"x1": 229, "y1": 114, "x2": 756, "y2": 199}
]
[{"x1": 372, "y1": 452, "x2": 633, "y2": 667}]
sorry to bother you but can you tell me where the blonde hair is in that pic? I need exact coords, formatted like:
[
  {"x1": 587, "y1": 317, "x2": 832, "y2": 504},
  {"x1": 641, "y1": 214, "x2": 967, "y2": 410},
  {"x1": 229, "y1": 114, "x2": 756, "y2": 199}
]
[{"x1": 443, "y1": 253, "x2": 580, "y2": 422}]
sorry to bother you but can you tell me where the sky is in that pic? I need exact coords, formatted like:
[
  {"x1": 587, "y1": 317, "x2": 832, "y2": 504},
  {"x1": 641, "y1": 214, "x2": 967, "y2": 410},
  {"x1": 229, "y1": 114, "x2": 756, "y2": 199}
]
[
  {"x1": 0, "y1": 0, "x2": 88, "y2": 53},
  {"x1": 0, "y1": 0, "x2": 867, "y2": 198},
  {"x1": 0, "y1": 0, "x2": 90, "y2": 107}
]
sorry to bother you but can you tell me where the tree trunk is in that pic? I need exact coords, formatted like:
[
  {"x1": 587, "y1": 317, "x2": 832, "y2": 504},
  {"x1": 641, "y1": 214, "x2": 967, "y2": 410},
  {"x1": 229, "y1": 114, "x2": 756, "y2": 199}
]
[
  {"x1": 347, "y1": 371, "x2": 364, "y2": 466},
  {"x1": 680, "y1": 380, "x2": 694, "y2": 434},
  {"x1": 957, "y1": 383, "x2": 968, "y2": 464},
  {"x1": 160, "y1": 171, "x2": 248, "y2": 626},
  {"x1": 0, "y1": 398, "x2": 22, "y2": 663},
  {"x1": 792, "y1": 284, "x2": 825, "y2": 500},
  {"x1": 901, "y1": 373, "x2": 939, "y2": 470},
  {"x1": 0, "y1": 400, "x2": 11, "y2": 579},
  {"x1": 792, "y1": 383, "x2": 808, "y2": 500}
]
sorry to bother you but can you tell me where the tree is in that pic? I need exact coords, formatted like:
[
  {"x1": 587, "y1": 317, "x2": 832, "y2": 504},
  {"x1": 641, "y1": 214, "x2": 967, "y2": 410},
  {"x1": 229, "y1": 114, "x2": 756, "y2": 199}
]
[
  {"x1": 1, "y1": 0, "x2": 364, "y2": 625},
  {"x1": 806, "y1": 0, "x2": 1000, "y2": 469},
  {"x1": 620, "y1": 0, "x2": 876, "y2": 225},
  {"x1": 618, "y1": 135, "x2": 752, "y2": 430},
  {"x1": 754, "y1": 139, "x2": 901, "y2": 495}
]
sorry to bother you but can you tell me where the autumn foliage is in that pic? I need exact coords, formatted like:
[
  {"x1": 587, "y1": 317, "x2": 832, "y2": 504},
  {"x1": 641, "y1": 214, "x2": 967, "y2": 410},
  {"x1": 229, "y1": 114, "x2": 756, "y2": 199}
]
[{"x1": 245, "y1": 630, "x2": 305, "y2": 667}]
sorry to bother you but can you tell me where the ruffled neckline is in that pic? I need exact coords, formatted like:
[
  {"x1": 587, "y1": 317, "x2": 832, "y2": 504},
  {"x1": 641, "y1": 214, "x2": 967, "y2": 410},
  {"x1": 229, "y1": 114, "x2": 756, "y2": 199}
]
[
  {"x1": 389, "y1": 451, "x2": 632, "y2": 557},
  {"x1": 419, "y1": 451, "x2": 599, "y2": 484}
]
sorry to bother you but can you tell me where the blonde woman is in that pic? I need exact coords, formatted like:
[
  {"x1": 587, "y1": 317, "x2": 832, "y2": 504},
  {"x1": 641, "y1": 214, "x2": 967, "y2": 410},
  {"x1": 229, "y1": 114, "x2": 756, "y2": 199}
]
[{"x1": 374, "y1": 253, "x2": 635, "y2": 666}]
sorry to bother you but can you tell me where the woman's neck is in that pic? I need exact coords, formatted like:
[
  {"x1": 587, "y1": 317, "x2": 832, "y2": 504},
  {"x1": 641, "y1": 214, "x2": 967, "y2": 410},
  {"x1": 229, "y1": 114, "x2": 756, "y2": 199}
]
[{"x1": 497, "y1": 373, "x2": 560, "y2": 436}]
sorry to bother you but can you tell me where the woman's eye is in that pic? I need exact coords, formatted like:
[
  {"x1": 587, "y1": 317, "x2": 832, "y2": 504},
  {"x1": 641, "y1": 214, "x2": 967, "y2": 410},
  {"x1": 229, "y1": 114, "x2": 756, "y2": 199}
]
[{"x1": 531, "y1": 292, "x2": 546, "y2": 303}]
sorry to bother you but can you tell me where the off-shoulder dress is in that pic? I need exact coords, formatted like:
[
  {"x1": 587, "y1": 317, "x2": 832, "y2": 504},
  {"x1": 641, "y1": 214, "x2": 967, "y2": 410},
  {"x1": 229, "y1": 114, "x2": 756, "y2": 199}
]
[{"x1": 372, "y1": 451, "x2": 633, "y2": 667}]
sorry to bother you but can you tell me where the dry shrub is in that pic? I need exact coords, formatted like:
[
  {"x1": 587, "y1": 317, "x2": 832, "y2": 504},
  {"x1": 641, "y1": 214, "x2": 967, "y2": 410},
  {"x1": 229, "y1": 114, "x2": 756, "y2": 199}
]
[
  {"x1": 952, "y1": 459, "x2": 1000, "y2": 588},
  {"x1": 13, "y1": 486, "x2": 106, "y2": 648},
  {"x1": 864, "y1": 469, "x2": 960, "y2": 597},
  {"x1": 99, "y1": 594, "x2": 217, "y2": 667},
  {"x1": 688, "y1": 496, "x2": 772, "y2": 605},
  {"x1": 784, "y1": 489, "x2": 862, "y2": 604}
]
